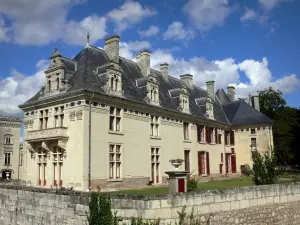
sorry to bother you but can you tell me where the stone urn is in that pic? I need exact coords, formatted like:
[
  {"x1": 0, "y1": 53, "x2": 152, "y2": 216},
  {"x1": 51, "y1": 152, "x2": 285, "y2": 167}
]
[{"x1": 169, "y1": 159, "x2": 184, "y2": 170}]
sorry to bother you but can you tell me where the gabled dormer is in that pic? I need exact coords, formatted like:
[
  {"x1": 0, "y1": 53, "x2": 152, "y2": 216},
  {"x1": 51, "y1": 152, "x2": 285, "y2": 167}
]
[
  {"x1": 205, "y1": 81, "x2": 215, "y2": 120},
  {"x1": 146, "y1": 74, "x2": 160, "y2": 106},
  {"x1": 103, "y1": 61, "x2": 124, "y2": 97},
  {"x1": 179, "y1": 87, "x2": 190, "y2": 113},
  {"x1": 44, "y1": 48, "x2": 74, "y2": 95}
]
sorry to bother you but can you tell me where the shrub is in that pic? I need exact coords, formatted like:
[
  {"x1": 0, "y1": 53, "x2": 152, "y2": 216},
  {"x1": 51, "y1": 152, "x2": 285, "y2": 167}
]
[
  {"x1": 244, "y1": 164, "x2": 253, "y2": 177},
  {"x1": 87, "y1": 192, "x2": 121, "y2": 225},
  {"x1": 252, "y1": 151, "x2": 282, "y2": 185},
  {"x1": 187, "y1": 179, "x2": 198, "y2": 192}
]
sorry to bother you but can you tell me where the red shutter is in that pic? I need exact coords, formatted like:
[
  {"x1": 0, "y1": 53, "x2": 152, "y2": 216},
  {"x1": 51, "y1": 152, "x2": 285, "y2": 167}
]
[
  {"x1": 198, "y1": 152, "x2": 203, "y2": 175},
  {"x1": 231, "y1": 154, "x2": 237, "y2": 173},
  {"x1": 225, "y1": 153, "x2": 229, "y2": 174},
  {"x1": 178, "y1": 179, "x2": 185, "y2": 192},
  {"x1": 205, "y1": 127, "x2": 209, "y2": 143},
  {"x1": 225, "y1": 131, "x2": 228, "y2": 145},
  {"x1": 206, "y1": 152, "x2": 210, "y2": 175},
  {"x1": 215, "y1": 128, "x2": 218, "y2": 143},
  {"x1": 221, "y1": 153, "x2": 223, "y2": 162},
  {"x1": 230, "y1": 131, "x2": 235, "y2": 145}
]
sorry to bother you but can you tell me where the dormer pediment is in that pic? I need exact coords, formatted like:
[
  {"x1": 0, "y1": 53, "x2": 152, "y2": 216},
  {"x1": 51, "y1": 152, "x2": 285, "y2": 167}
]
[{"x1": 102, "y1": 61, "x2": 124, "y2": 97}]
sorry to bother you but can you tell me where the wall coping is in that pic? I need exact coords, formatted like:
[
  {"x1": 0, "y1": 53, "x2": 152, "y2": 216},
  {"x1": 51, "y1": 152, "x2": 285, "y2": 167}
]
[{"x1": 1, "y1": 182, "x2": 300, "y2": 201}]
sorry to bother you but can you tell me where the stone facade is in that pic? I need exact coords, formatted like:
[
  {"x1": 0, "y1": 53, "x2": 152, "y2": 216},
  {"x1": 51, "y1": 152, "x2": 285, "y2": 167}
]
[
  {"x1": 0, "y1": 116, "x2": 22, "y2": 179},
  {"x1": 0, "y1": 183, "x2": 300, "y2": 224}
]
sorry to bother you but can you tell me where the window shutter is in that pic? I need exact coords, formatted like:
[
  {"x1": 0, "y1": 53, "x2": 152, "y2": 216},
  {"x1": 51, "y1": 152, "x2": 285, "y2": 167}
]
[
  {"x1": 206, "y1": 152, "x2": 210, "y2": 175},
  {"x1": 221, "y1": 153, "x2": 223, "y2": 162},
  {"x1": 205, "y1": 127, "x2": 209, "y2": 143},
  {"x1": 198, "y1": 152, "x2": 203, "y2": 175},
  {"x1": 225, "y1": 131, "x2": 228, "y2": 145},
  {"x1": 230, "y1": 131, "x2": 235, "y2": 145},
  {"x1": 215, "y1": 128, "x2": 218, "y2": 143},
  {"x1": 197, "y1": 125, "x2": 200, "y2": 142},
  {"x1": 231, "y1": 154, "x2": 237, "y2": 173}
]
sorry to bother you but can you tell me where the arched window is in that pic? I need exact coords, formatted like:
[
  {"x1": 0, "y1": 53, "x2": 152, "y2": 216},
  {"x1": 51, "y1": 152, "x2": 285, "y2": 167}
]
[
  {"x1": 56, "y1": 77, "x2": 60, "y2": 90},
  {"x1": 110, "y1": 78, "x2": 114, "y2": 91},
  {"x1": 48, "y1": 80, "x2": 51, "y2": 92}
]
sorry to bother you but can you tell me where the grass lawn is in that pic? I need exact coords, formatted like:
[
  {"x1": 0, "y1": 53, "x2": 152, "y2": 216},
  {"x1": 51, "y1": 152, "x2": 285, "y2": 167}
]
[{"x1": 112, "y1": 175, "x2": 300, "y2": 196}]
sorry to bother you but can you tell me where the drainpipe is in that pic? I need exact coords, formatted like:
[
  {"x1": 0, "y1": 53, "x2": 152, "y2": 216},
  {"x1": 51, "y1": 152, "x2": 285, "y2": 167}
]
[{"x1": 88, "y1": 93, "x2": 94, "y2": 191}]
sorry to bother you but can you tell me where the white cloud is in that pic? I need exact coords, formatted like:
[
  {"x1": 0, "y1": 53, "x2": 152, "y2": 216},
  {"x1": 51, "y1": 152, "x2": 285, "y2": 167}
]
[
  {"x1": 183, "y1": 0, "x2": 232, "y2": 32},
  {"x1": 258, "y1": 0, "x2": 294, "y2": 11},
  {"x1": 240, "y1": 8, "x2": 257, "y2": 22},
  {"x1": 0, "y1": 60, "x2": 48, "y2": 115},
  {"x1": 119, "y1": 41, "x2": 151, "y2": 60},
  {"x1": 0, "y1": 15, "x2": 9, "y2": 42},
  {"x1": 163, "y1": 22, "x2": 196, "y2": 40},
  {"x1": 107, "y1": 0, "x2": 156, "y2": 32},
  {"x1": 0, "y1": 0, "x2": 106, "y2": 45},
  {"x1": 138, "y1": 25, "x2": 160, "y2": 37}
]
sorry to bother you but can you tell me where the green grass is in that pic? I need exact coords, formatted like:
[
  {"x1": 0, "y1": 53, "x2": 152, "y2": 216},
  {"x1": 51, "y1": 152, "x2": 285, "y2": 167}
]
[{"x1": 111, "y1": 175, "x2": 300, "y2": 196}]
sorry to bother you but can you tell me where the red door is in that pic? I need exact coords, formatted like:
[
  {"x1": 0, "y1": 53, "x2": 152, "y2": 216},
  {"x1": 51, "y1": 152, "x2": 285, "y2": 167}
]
[
  {"x1": 198, "y1": 152, "x2": 203, "y2": 175},
  {"x1": 219, "y1": 164, "x2": 223, "y2": 174},
  {"x1": 231, "y1": 154, "x2": 237, "y2": 173},
  {"x1": 225, "y1": 153, "x2": 230, "y2": 174},
  {"x1": 206, "y1": 152, "x2": 210, "y2": 175},
  {"x1": 178, "y1": 179, "x2": 185, "y2": 192}
]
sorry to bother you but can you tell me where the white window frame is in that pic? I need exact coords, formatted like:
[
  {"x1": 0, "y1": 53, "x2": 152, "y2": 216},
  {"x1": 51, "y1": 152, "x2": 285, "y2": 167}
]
[
  {"x1": 4, "y1": 152, "x2": 11, "y2": 166},
  {"x1": 151, "y1": 147, "x2": 160, "y2": 184},
  {"x1": 109, "y1": 107, "x2": 122, "y2": 132},
  {"x1": 183, "y1": 122, "x2": 190, "y2": 140},
  {"x1": 150, "y1": 115, "x2": 160, "y2": 137},
  {"x1": 109, "y1": 144, "x2": 122, "y2": 180}
]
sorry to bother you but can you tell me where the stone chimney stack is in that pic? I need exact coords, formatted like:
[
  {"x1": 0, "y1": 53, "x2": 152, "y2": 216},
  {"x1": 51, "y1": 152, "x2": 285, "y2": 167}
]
[
  {"x1": 251, "y1": 96, "x2": 260, "y2": 111},
  {"x1": 206, "y1": 81, "x2": 215, "y2": 100},
  {"x1": 104, "y1": 35, "x2": 120, "y2": 63},
  {"x1": 137, "y1": 50, "x2": 151, "y2": 77},
  {"x1": 227, "y1": 86, "x2": 235, "y2": 102},
  {"x1": 180, "y1": 74, "x2": 193, "y2": 87},
  {"x1": 160, "y1": 63, "x2": 168, "y2": 80}
]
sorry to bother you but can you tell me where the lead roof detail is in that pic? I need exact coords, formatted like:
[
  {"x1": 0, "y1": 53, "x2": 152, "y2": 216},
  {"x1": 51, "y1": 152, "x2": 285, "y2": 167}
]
[{"x1": 20, "y1": 45, "x2": 272, "y2": 126}]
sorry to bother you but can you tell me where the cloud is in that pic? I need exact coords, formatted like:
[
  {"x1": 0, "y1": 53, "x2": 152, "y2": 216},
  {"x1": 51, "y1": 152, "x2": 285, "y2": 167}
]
[
  {"x1": 0, "y1": 0, "x2": 106, "y2": 45},
  {"x1": 138, "y1": 25, "x2": 160, "y2": 37},
  {"x1": 119, "y1": 41, "x2": 151, "y2": 59},
  {"x1": 258, "y1": 0, "x2": 294, "y2": 11},
  {"x1": 163, "y1": 22, "x2": 196, "y2": 40},
  {"x1": 0, "y1": 60, "x2": 48, "y2": 115},
  {"x1": 240, "y1": 8, "x2": 258, "y2": 22},
  {"x1": 0, "y1": 15, "x2": 9, "y2": 42},
  {"x1": 107, "y1": 0, "x2": 156, "y2": 32},
  {"x1": 183, "y1": 0, "x2": 232, "y2": 33}
]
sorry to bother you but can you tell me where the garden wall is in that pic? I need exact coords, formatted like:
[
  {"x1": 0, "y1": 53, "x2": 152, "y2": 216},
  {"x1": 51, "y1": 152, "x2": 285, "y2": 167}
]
[{"x1": 0, "y1": 182, "x2": 300, "y2": 224}]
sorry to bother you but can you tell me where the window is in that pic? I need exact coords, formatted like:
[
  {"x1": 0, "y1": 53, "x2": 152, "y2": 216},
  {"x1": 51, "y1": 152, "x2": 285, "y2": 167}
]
[
  {"x1": 230, "y1": 131, "x2": 235, "y2": 145},
  {"x1": 218, "y1": 134, "x2": 222, "y2": 144},
  {"x1": 250, "y1": 128, "x2": 256, "y2": 134},
  {"x1": 150, "y1": 115, "x2": 159, "y2": 137},
  {"x1": 56, "y1": 77, "x2": 60, "y2": 90},
  {"x1": 48, "y1": 80, "x2": 51, "y2": 92},
  {"x1": 37, "y1": 148, "x2": 47, "y2": 186},
  {"x1": 183, "y1": 122, "x2": 189, "y2": 140},
  {"x1": 198, "y1": 151, "x2": 210, "y2": 175},
  {"x1": 19, "y1": 152, "x2": 23, "y2": 166},
  {"x1": 54, "y1": 115, "x2": 59, "y2": 127},
  {"x1": 151, "y1": 148, "x2": 160, "y2": 183},
  {"x1": 221, "y1": 153, "x2": 223, "y2": 163},
  {"x1": 39, "y1": 109, "x2": 48, "y2": 130},
  {"x1": 109, "y1": 107, "x2": 122, "y2": 132},
  {"x1": 197, "y1": 125, "x2": 205, "y2": 142},
  {"x1": 4, "y1": 136, "x2": 12, "y2": 145},
  {"x1": 53, "y1": 147, "x2": 64, "y2": 186},
  {"x1": 206, "y1": 127, "x2": 212, "y2": 144},
  {"x1": 4, "y1": 153, "x2": 11, "y2": 165},
  {"x1": 251, "y1": 138, "x2": 257, "y2": 148},
  {"x1": 109, "y1": 144, "x2": 122, "y2": 179}
]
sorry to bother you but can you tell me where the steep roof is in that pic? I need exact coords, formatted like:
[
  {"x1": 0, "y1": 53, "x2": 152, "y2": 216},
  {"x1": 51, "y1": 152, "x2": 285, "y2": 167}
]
[
  {"x1": 222, "y1": 100, "x2": 272, "y2": 125},
  {"x1": 21, "y1": 45, "x2": 272, "y2": 126}
]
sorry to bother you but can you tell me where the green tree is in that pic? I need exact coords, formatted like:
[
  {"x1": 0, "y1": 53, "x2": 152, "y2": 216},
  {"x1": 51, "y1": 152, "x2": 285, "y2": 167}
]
[
  {"x1": 258, "y1": 86, "x2": 286, "y2": 119},
  {"x1": 252, "y1": 151, "x2": 282, "y2": 185}
]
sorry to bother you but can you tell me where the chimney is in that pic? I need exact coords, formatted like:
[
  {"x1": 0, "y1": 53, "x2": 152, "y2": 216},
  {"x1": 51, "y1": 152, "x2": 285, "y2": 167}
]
[
  {"x1": 137, "y1": 50, "x2": 151, "y2": 77},
  {"x1": 206, "y1": 81, "x2": 215, "y2": 100},
  {"x1": 227, "y1": 86, "x2": 235, "y2": 101},
  {"x1": 160, "y1": 63, "x2": 168, "y2": 80},
  {"x1": 251, "y1": 96, "x2": 260, "y2": 111},
  {"x1": 104, "y1": 35, "x2": 120, "y2": 63},
  {"x1": 180, "y1": 74, "x2": 193, "y2": 87}
]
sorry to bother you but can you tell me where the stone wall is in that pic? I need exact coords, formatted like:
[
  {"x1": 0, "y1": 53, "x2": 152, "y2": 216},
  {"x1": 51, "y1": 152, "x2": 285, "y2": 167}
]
[{"x1": 0, "y1": 183, "x2": 300, "y2": 225}]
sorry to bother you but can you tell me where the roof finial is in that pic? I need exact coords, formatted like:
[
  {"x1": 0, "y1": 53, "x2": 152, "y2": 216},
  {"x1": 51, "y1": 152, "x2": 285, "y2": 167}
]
[{"x1": 86, "y1": 32, "x2": 90, "y2": 47}]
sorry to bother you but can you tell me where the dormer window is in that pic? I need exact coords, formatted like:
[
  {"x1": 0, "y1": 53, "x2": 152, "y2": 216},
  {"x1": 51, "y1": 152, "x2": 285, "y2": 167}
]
[
  {"x1": 179, "y1": 87, "x2": 189, "y2": 113},
  {"x1": 205, "y1": 97, "x2": 214, "y2": 119},
  {"x1": 56, "y1": 77, "x2": 60, "y2": 90},
  {"x1": 147, "y1": 74, "x2": 160, "y2": 106},
  {"x1": 48, "y1": 80, "x2": 51, "y2": 92}
]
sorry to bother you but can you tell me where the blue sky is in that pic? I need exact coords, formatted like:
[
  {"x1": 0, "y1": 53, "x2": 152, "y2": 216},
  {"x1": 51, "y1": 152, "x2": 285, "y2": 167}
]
[{"x1": 0, "y1": 0, "x2": 299, "y2": 117}]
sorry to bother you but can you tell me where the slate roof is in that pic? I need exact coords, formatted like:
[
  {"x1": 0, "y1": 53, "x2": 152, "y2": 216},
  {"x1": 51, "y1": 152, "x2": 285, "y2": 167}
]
[{"x1": 21, "y1": 45, "x2": 272, "y2": 126}]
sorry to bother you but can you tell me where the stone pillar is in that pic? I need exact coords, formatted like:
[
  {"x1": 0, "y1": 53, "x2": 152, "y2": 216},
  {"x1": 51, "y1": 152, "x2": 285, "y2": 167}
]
[
  {"x1": 104, "y1": 35, "x2": 120, "y2": 63},
  {"x1": 137, "y1": 50, "x2": 151, "y2": 77},
  {"x1": 165, "y1": 171, "x2": 189, "y2": 194},
  {"x1": 206, "y1": 80, "x2": 215, "y2": 100},
  {"x1": 180, "y1": 74, "x2": 193, "y2": 87},
  {"x1": 227, "y1": 86, "x2": 235, "y2": 101},
  {"x1": 160, "y1": 63, "x2": 168, "y2": 80}
]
